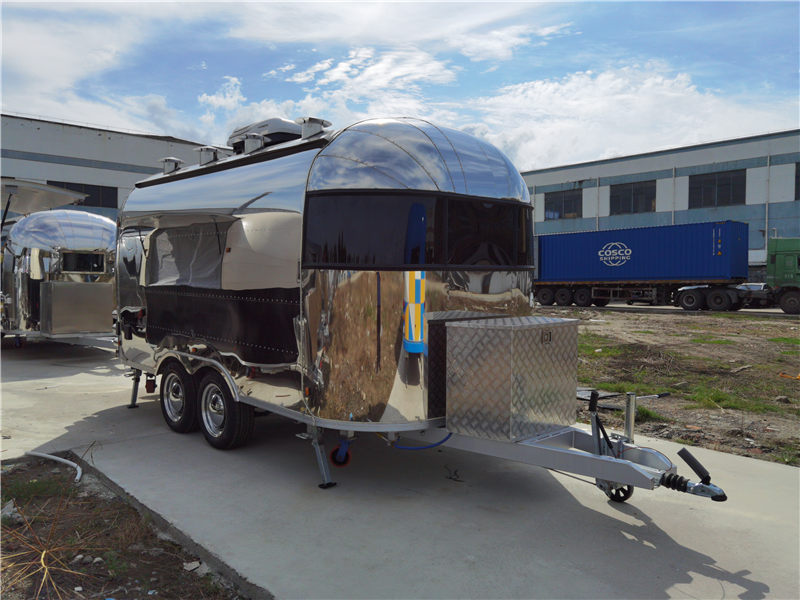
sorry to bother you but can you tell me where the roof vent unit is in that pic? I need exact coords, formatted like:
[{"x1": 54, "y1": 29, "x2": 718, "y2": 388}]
[
  {"x1": 227, "y1": 118, "x2": 303, "y2": 154},
  {"x1": 195, "y1": 146, "x2": 221, "y2": 166},
  {"x1": 160, "y1": 157, "x2": 184, "y2": 175},
  {"x1": 295, "y1": 117, "x2": 332, "y2": 139},
  {"x1": 244, "y1": 133, "x2": 266, "y2": 154}
]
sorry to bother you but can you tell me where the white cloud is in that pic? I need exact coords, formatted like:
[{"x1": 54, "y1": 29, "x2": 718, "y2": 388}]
[
  {"x1": 198, "y1": 76, "x2": 247, "y2": 111},
  {"x1": 286, "y1": 59, "x2": 335, "y2": 83},
  {"x1": 462, "y1": 64, "x2": 799, "y2": 170},
  {"x1": 448, "y1": 24, "x2": 534, "y2": 61}
]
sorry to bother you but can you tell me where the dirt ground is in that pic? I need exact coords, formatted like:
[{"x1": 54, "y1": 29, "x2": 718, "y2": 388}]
[
  {"x1": 1, "y1": 457, "x2": 249, "y2": 600},
  {"x1": 551, "y1": 306, "x2": 800, "y2": 466}
]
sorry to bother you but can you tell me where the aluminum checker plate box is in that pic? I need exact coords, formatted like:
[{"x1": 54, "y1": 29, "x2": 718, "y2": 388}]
[{"x1": 445, "y1": 316, "x2": 578, "y2": 441}]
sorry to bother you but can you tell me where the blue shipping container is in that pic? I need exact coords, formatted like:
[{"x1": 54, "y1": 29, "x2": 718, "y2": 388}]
[{"x1": 536, "y1": 221, "x2": 749, "y2": 283}]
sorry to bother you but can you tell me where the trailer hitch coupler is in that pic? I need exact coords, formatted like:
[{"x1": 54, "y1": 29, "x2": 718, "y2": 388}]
[
  {"x1": 663, "y1": 448, "x2": 727, "y2": 502},
  {"x1": 678, "y1": 447, "x2": 711, "y2": 485}
]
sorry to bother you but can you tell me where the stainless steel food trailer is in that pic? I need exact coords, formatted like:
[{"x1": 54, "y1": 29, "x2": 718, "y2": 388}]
[
  {"x1": 117, "y1": 117, "x2": 726, "y2": 503},
  {"x1": 1, "y1": 204, "x2": 117, "y2": 345}
]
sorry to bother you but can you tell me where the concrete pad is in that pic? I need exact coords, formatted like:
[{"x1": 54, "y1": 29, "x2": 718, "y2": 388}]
[{"x1": 2, "y1": 339, "x2": 799, "y2": 599}]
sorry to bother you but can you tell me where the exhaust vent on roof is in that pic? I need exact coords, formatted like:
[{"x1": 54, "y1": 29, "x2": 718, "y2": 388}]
[
  {"x1": 195, "y1": 146, "x2": 221, "y2": 166},
  {"x1": 160, "y1": 157, "x2": 184, "y2": 175},
  {"x1": 295, "y1": 117, "x2": 332, "y2": 139},
  {"x1": 227, "y1": 118, "x2": 303, "y2": 154}
]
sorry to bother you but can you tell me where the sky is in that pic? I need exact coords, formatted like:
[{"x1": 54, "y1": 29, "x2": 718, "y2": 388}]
[{"x1": 1, "y1": 1, "x2": 798, "y2": 171}]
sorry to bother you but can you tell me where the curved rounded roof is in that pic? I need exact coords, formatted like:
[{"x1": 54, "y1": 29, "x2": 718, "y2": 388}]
[
  {"x1": 7, "y1": 210, "x2": 116, "y2": 253},
  {"x1": 307, "y1": 117, "x2": 529, "y2": 202}
]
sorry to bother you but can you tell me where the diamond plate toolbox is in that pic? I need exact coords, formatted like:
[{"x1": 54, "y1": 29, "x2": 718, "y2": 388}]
[{"x1": 445, "y1": 316, "x2": 578, "y2": 441}]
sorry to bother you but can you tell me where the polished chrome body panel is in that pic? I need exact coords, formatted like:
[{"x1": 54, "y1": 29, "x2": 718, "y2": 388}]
[
  {"x1": 2, "y1": 210, "x2": 116, "y2": 336},
  {"x1": 308, "y1": 118, "x2": 527, "y2": 200},
  {"x1": 118, "y1": 117, "x2": 535, "y2": 431}
]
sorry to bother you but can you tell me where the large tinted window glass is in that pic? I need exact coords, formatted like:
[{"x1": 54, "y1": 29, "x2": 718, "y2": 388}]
[
  {"x1": 48, "y1": 181, "x2": 118, "y2": 209},
  {"x1": 689, "y1": 170, "x2": 746, "y2": 209},
  {"x1": 610, "y1": 180, "x2": 656, "y2": 215},
  {"x1": 303, "y1": 192, "x2": 531, "y2": 269},
  {"x1": 544, "y1": 189, "x2": 582, "y2": 220},
  {"x1": 447, "y1": 197, "x2": 520, "y2": 266}
]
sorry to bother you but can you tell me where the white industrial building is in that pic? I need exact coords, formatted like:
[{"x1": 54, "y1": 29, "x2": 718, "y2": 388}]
[
  {"x1": 1, "y1": 114, "x2": 210, "y2": 220},
  {"x1": 522, "y1": 130, "x2": 799, "y2": 270}
]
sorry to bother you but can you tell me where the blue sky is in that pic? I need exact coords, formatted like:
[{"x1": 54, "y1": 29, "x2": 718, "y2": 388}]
[{"x1": 2, "y1": 1, "x2": 798, "y2": 170}]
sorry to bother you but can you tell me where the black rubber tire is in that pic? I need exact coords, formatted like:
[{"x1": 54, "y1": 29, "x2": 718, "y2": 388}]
[
  {"x1": 537, "y1": 287, "x2": 555, "y2": 306},
  {"x1": 197, "y1": 371, "x2": 255, "y2": 450},
  {"x1": 679, "y1": 289, "x2": 705, "y2": 311},
  {"x1": 573, "y1": 287, "x2": 593, "y2": 307},
  {"x1": 329, "y1": 446, "x2": 352, "y2": 467},
  {"x1": 707, "y1": 288, "x2": 732, "y2": 311},
  {"x1": 779, "y1": 290, "x2": 800, "y2": 315},
  {"x1": 159, "y1": 361, "x2": 199, "y2": 433},
  {"x1": 592, "y1": 298, "x2": 610, "y2": 307},
  {"x1": 606, "y1": 485, "x2": 634, "y2": 503},
  {"x1": 554, "y1": 288, "x2": 573, "y2": 306}
]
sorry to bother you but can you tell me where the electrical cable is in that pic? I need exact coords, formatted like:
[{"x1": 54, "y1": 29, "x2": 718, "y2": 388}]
[{"x1": 393, "y1": 432, "x2": 452, "y2": 451}]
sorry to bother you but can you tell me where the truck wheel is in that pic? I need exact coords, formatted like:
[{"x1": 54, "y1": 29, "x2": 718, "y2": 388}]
[
  {"x1": 160, "y1": 362, "x2": 199, "y2": 433},
  {"x1": 779, "y1": 290, "x2": 800, "y2": 314},
  {"x1": 198, "y1": 371, "x2": 255, "y2": 450},
  {"x1": 555, "y1": 288, "x2": 573, "y2": 306},
  {"x1": 573, "y1": 288, "x2": 592, "y2": 307},
  {"x1": 592, "y1": 298, "x2": 610, "y2": 307},
  {"x1": 537, "y1": 288, "x2": 555, "y2": 306},
  {"x1": 679, "y1": 289, "x2": 705, "y2": 311},
  {"x1": 707, "y1": 288, "x2": 732, "y2": 311}
]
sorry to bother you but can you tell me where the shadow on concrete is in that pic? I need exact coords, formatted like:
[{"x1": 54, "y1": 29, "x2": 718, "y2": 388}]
[
  {"x1": 1, "y1": 338, "x2": 122, "y2": 383},
  {"x1": 30, "y1": 399, "x2": 773, "y2": 600}
]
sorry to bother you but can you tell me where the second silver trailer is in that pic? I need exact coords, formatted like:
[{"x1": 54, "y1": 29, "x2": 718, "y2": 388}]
[{"x1": 117, "y1": 117, "x2": 725, "y2": 504}]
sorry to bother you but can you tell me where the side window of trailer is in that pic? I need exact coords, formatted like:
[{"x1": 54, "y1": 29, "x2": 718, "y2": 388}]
[
  {"x1": 146, "y1": 223, "x2": 230, "y2": 288},
  {"x1": 303, "y1": 192, "x2": 532, "y2": 270}
]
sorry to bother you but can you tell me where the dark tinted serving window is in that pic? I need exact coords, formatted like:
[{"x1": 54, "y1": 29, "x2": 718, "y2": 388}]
[
  {"x1": 62, "y1": 252, "x2": 105, "y2": 273},
  {"x1": 303, "y1": 191, "x2": 532, "y2": 269}
]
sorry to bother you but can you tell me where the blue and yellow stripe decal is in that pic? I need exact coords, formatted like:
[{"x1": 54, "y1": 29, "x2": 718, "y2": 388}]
[{"x1": 403, "y1": 270, "x2": 425, "y2": 353}]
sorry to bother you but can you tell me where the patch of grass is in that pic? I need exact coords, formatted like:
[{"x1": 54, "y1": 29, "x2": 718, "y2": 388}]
[
  {"x1": 1, "y1": 477, "x2": 69, "y2": 504},
  {"x1": 713, "y1": 312, "x2": 771, "y2": 321},
  {"x1": 684, "y1": 385, "x2": 781, "y2": 414},
  {"x1": 631, "y1": 330, "x2": 656, "y2": 334},
  {"x1": 635, "y1": 405, "x2": 669, "y2": 423},
  {"x1": 769, "y1": 337, "x2": 800, "y2": 346},
  {"x1": 780, "y1": 350, "x2": 800, "y2": 356},
  {"x1": 773, "y1": 443, "x2": 800, "y2": 466},
  {"x1": 103, "y1": 551, "x2": 129, "y2": 577},
  {"x1": 673, "y1": 437, "x2": 697, "y2": 446},
  {"x1": 578, "y1": 332, "x2": 623, "y2": 358},
  {"x1": 689, "y1": 336, "x2": 735, "y2": 345}
]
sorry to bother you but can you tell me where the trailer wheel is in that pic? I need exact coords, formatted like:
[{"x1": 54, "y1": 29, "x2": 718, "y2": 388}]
[
  {"x1": 592, "y1": 298, "x2": 610, "y2": 307},
  {"x1": 606, "y1": 484, "x2": 634, "y2": 503},
  {"x1": 555, "y1": 288, "x2": 573, "y2": 306},
  {"x1": 573, "y1": 288, "x2": 592, "y2": 307},
  {"x1": 329, "y1": 446, "x2": 352, "y2": 467},
  {"x1": 159, "y1": 362, "x2": 198, "y2": 433},
  {"x1": 679, "y1": 289, "x2": 705, "y2": 311},
  {"x1": 706, "y1": 288, "x2": 732, "y2": 311},
  {"x1": 198, "y1": 371, "x2": 255, "y2": 450},
  {"x1": 779, "y1": 290, "x2": 800, "y2": 314},
  {"x1": 537, "y1": 288, "x2": 555, "y2": 306}
]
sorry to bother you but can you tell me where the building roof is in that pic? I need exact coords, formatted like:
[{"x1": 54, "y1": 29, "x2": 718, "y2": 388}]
[
  {"x1": 1, "y1": 112, "x2": 209, "y2": 148},
  {"x1": 521, "y1": 129, "x2": 800, "y2": 176}
]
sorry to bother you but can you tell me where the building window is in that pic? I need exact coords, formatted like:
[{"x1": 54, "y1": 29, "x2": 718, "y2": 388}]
[
  {"x1": 544, "y1": 189, "x2": 582, "y2": 220},
  {"x1": 610, "y1": 180, "x2": 656, "y2": 215},
  {"x1": 688, "y1": 169, "x2": 746, "y2": 209},
  {"x1": 47, "y1": 181, "x2": 118, "y2": 209}
]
